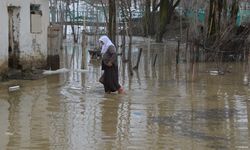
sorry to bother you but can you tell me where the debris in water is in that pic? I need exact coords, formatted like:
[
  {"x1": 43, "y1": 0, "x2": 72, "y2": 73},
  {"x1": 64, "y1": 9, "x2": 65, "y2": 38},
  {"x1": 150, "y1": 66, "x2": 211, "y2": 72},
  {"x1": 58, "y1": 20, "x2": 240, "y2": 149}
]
[
  {"x1": 243, "y1": 74, "x2": 248, "y2": 85},
  {"x1": 209, "y1": 71, "x2": 219, "y2": 75},
  {"x1": 5, "y1": 132, "x2": 14, "y2": 136},
  {"x1": 209, "y1": 70, "x2": 224, "y2": 76},
  {"x1": 8, "y1": 85, "x2": 20, "y2": 92}
]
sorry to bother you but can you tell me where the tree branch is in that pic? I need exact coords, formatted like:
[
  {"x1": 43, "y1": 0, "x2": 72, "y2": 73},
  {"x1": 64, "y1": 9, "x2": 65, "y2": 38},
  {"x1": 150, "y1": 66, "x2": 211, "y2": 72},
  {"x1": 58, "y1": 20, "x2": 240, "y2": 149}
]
[
  {"x1": 153, "y1": 1, "x2": 160, "y2": 11},
  {"x1": 173, "y1": 0, "x2": 181, "y2": 8}
]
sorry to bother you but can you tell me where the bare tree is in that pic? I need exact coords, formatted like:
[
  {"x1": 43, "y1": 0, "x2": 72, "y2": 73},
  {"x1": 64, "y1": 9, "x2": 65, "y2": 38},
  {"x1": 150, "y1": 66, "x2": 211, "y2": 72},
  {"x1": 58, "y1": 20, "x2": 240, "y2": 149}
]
[
  {"x1": 119, "y1": 0, "x2": 134, "y2": 75},
  {"x1": 143, "y1": 0, "x2": 151, "y2": 36},
  {"x1": 156, "y1": 0, "x2": 181, "y2": 42}
]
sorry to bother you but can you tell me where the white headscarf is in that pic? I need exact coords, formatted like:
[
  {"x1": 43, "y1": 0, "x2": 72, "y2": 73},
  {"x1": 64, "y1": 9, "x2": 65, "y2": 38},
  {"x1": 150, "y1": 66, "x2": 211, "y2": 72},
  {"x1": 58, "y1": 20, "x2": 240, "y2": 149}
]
[{"x1": 99, "y1": 35, "x2": 115, "y2": 54}]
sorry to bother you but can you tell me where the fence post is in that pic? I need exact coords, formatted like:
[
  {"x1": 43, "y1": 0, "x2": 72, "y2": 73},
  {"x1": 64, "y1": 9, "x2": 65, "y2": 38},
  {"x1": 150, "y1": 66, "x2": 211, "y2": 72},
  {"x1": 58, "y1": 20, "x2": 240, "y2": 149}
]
[{"x1": 133, "y1": 48, "x2": 143, "y2": 70}]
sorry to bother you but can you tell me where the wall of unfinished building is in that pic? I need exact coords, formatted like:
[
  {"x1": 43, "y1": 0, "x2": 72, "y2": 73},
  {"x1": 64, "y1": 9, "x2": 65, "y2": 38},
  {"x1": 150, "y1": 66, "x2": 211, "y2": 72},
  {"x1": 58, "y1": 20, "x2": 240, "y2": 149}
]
[{"x1": 0, "y1": 0, "x2": 49, "y2": 74}]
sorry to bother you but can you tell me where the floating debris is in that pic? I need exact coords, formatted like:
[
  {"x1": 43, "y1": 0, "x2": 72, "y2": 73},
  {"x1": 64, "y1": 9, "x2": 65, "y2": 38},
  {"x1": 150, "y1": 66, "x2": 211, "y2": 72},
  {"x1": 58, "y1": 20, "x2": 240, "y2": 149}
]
[
  {"x1": 209, "y1": 71, "x2": 219, "y2": 75},
  {"x1": 5, "y1": 132, "x2": 14, "y2": 136},
  {"x1": 8, "y1": 85, "x2": 20, "y2": 92},
  {"x1": 243, "y1": 74, "x2": 249, "y2": 85},
  {"x1": 209, "y1": 70, "x2": 225, "y2": 76}
]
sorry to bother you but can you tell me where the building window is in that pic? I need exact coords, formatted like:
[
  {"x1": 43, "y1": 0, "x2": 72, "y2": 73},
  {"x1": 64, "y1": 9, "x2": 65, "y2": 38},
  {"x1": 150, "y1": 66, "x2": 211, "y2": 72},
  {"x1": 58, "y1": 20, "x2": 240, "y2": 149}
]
[{"x1": 30, "y1": 4, "x2": 42, "y2": 33}]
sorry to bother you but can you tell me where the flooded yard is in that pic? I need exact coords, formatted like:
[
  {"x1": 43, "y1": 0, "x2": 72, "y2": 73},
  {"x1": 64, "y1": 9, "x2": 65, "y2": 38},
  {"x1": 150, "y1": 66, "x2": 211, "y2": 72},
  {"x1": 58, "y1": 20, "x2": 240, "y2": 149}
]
[{"x1": 0, "y1": 38, "x2": 250, "y2": 149}]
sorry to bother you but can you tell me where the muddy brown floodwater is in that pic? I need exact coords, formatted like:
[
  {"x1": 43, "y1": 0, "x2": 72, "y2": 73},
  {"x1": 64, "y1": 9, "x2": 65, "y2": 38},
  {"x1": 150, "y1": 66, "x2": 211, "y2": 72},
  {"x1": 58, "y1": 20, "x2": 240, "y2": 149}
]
[{"x1": 0, "y1": 39, "x2": 250, "y2": 150}]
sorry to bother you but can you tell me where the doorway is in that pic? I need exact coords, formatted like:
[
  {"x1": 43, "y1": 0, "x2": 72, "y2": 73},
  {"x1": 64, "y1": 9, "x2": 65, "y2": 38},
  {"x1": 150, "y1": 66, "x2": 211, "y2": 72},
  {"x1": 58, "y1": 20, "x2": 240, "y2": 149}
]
[{"x1": 8, "y1": 6, "x2": 21, "y2": 69}]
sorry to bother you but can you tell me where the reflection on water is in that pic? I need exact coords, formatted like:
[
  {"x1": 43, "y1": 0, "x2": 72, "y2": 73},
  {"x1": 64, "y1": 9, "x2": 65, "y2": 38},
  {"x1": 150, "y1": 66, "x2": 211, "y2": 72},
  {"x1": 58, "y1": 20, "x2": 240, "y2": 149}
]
[{"x1": 0, "y1": 38, "x2": 250, "y2": 149}]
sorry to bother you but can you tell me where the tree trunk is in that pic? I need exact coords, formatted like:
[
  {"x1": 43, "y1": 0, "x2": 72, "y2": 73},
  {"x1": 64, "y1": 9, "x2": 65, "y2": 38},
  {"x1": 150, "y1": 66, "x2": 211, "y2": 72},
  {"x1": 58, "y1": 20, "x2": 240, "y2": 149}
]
[
  {"x1": 100, "y1": 0, "x2": 108, "y2": 28},
  {"x1": 76, "y1": 0, "x2": 80, "y2": 43},
  {"x1": 121, "y1": 20, "x2": 126, "y2": 62},
  {"x1": 230, "y1": 0, "x2": 239, "y2": 25},
  {"x1": 156, "y1": 0, "x2": 169, "y2": 42},
  {"x1": 222, "y1": 0, "x2": 228, "y2": 29},
  {"x1": 108, "y1": 0, "x2": 116, "y2": 45},
  {"x1": 207, "y1": 0, "x2": 215, "y2": 37},
  {"x1": 127, "y1": 8, "x2": 133, "y2": 76},
  {"x1": 156, "y1": 0, "x2": 180, "y2": 42},
  {"x1": 143, "y1": 0, "x2": 151, "y2": 37},
  {"x1": 217, "y1": 0, "x2": 223, "y2": 34},
  {"x1": 64, "y1": 1, "x2": 71, "y2": 39},
  {"x1": 50, "y1": 0, "x2": 57, "y2": 23},
  {"x1": 207, "y1": 0, "x2": 238, "y2": 38},
  {"x1": 128, "y1": 24, "x2": 133, "y2": 76},
  {"x1": 66, "y1": 1, "x2": 77, "y2": 43},
  {"x1": 72, "y1": 0, "x2": 77, "y2": 43}
]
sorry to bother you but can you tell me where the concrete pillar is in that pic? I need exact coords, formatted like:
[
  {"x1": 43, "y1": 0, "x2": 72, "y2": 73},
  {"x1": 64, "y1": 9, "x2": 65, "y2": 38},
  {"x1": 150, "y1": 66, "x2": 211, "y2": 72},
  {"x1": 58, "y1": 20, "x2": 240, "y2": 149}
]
[{"x1": 47, "y1": 25, "x2": 62, "y2": 70}]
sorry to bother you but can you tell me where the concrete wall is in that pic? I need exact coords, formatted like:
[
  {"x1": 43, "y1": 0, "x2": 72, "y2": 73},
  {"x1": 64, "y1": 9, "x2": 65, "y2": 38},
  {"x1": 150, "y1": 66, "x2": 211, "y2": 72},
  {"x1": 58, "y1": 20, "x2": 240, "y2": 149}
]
[
  {"x1": 0, "y1": 0, "x2": 49, "y2": 73},
  {"x1": 0, "y1": 1, "x2": 9, "y2": 74}
]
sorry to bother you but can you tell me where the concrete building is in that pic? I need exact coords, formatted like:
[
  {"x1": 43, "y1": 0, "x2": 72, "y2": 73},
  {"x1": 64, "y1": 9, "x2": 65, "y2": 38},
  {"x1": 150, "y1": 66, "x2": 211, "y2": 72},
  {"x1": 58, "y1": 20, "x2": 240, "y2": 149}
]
[{"x1": 0, "y1": 0, "x2": 49, "y2": 75}]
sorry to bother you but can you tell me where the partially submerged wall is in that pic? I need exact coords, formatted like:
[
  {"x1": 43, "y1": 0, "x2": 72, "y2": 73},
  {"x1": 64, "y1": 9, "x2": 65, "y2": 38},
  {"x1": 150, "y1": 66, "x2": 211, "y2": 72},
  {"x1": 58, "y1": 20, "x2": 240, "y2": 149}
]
[
  {"x1": 0, "y1": 1, "x2": 9, "y2": 75},
  {"x1": 0, "y1": 0, "x2": 49, "y2": 75},
  {"x1": 18, "y1": 0, "x2": 49, "y2": 70}
]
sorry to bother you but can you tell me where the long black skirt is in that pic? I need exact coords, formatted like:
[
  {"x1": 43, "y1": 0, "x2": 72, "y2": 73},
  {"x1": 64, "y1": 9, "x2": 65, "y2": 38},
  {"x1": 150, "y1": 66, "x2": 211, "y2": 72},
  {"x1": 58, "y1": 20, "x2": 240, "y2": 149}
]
[{"x1": 101, "y1": 65, "x2": 121, "y2": 92}]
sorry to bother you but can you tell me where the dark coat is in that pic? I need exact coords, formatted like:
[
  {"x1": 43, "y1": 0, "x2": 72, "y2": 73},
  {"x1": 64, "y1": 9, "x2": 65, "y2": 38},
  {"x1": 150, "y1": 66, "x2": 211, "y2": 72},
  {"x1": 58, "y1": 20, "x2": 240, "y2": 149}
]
[{"x1": 100, "y1": 45, "x2": 121, "y2": 92}]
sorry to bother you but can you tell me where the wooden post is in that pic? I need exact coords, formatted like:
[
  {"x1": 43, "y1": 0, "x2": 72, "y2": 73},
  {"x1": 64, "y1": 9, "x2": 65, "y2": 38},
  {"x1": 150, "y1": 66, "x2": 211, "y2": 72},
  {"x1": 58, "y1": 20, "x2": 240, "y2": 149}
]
[
  {"x1": 153, "y1": 54, "x2": 158, "y2": 67},
  {"x1": 176, "y1": 40, "x2": 180, "y2": 64},
  {"x1": 133, "y1": 48, "x2": 143, "y2": 70}
]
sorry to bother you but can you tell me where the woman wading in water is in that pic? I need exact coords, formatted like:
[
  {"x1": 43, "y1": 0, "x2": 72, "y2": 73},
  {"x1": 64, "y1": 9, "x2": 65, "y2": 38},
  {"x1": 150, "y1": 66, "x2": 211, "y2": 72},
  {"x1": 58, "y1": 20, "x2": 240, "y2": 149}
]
[{"x1": 99, "y1": 35, "x2": 125, "y2": 94}]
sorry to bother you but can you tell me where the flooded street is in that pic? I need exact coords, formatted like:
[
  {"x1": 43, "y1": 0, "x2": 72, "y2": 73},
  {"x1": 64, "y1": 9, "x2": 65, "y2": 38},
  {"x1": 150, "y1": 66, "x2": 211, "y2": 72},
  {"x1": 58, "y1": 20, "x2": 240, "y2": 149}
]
[{"x1": 0, "y1": 38, "x2": 250, "y2": 150}]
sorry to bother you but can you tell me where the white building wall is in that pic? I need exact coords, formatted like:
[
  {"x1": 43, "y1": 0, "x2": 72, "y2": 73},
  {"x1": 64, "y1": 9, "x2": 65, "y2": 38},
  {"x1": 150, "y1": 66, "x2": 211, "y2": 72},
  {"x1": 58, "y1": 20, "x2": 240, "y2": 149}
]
[
  {"x1": 0, "y1": 1, "x2": 9, "y2": 73},
  {"x1": 0, "y1": 0, "x2": 49, "y2": 73}
]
